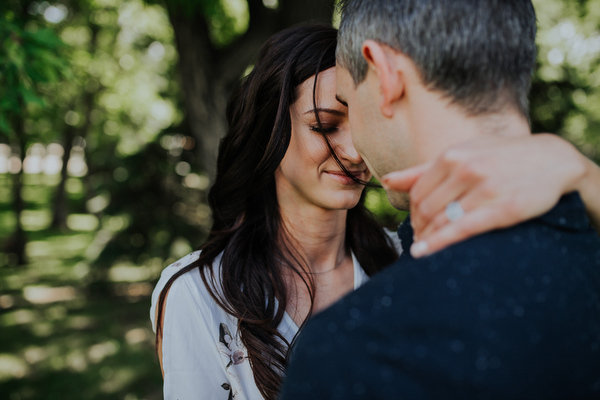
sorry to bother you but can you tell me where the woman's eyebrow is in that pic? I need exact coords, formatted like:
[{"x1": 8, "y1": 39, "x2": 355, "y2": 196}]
[{"x1": 303, "y1": 108, "x2": 346, "y2": 116}]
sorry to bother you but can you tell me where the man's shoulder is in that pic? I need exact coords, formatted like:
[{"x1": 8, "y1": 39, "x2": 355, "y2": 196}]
[
  {"x1": 301, "y1": 192, "x2": 600, "y2": 341},
  {"x1": 284, "y1": 197, "x2": 600, "y2": 400}
]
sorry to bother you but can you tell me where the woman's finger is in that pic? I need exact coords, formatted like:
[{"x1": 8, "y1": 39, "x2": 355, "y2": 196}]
[
  {"x1": 381, "y1": 162, "x2": 432, "y2": 193},
  {"x1": 416, "y1": 180, "x2": 503, "y2": 239},
  {"x1": 410, "y1": 206, "x2": 513, "y2": 258},
  {"x1": 409, "y1": 171, "x2": 480, "y2": 238}
]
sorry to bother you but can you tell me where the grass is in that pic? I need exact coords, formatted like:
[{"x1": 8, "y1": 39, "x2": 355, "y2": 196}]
[
  {"x1": 0, "y1": 173, "x2": 163, "y2": 400},
  {"x1": 0, "y1": 173, "x2": 406, "y2": 400}
]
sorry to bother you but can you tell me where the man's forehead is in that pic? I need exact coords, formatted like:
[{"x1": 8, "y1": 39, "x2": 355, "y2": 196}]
[
  {"x1": 335, "y1": 65, "x2": 352, "y2": 104},
  {"x1": 335, "y1": 65, "x2": 352, "y2": 84}
]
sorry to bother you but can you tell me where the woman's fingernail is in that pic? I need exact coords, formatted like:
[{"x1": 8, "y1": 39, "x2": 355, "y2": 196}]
[
  {"x1": 411, "y1": 241, "x2": 429, "y2": 258},
  {"x1": 382, "y1": 171, "x2": 401, "y2": 180}
]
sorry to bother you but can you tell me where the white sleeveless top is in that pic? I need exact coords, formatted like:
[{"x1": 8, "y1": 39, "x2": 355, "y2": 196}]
[{"x1": 150, "y1": 234, "x2": 401, "y2": 399}]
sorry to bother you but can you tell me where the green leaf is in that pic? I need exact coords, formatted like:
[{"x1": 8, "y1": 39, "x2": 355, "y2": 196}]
[
  {"x1": 18, "y1": 87, "x2": 45, "y2": 107},
  {"x1": 26, "y1": 28, "x2": 66, "y2": 50},
  {"x1": 0, "y1": 113, "x2": 12, "y2": 135}
]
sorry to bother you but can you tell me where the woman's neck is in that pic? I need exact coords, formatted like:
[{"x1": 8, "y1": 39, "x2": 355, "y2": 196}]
[{"x1": 278, "y1": 202, "x2": 349, "y2": 274}]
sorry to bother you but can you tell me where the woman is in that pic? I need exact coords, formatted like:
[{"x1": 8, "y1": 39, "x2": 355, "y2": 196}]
[
  {"x1": 152, "y1": 25, "x2": 398, "y2": 400},
  {"x1": 151, "y1": 24, "x2": 600, "y2": 400}
]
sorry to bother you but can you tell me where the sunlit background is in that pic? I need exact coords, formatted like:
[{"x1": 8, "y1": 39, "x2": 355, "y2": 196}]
[{"x1": 1, "y1": 0, "x2": 599, "y2": 399}]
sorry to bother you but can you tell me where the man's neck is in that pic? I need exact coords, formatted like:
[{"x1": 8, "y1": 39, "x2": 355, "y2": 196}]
[{"x1": 405, "y1": 89, "x2": 531, "y2": 164}]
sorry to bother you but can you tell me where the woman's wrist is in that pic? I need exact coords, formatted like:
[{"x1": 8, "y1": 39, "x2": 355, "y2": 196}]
[
  {"x1": 576, "y1": 155, "x2": 600, "y2": 233},
  {"x1": 543, "y1": 133, "x2": 600, "y2": 234}
]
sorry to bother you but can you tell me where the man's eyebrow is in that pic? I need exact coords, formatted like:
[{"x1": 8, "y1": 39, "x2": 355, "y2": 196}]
[
  {"x1": 335, "y1": 95, "x2": 348, "y2": 107},
  {"x1": 303, "y1": 108, "x2": 346, "y2": 116}
]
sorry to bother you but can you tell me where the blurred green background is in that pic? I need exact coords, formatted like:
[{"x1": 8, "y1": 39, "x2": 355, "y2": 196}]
[{"x1": 1, "y1": 0, "x2": 599, "y2": 399}]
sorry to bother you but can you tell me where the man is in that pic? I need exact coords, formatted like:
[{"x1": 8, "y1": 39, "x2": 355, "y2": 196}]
[{"x1": 280, "y1": 0, "x2": 600, "y2": 398}]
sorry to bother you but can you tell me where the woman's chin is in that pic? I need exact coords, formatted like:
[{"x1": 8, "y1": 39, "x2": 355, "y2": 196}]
[{"x1": 321, "y1": 192, "x2": 364, "y2": 211}]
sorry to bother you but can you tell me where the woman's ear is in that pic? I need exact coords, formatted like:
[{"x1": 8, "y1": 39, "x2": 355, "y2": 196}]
[{"x1": 362, "y1": 40, "x2": 405, "y2": 118}]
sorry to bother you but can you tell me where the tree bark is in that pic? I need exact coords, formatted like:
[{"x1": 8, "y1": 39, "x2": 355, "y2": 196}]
[
  {"x1": 168, "y1": 8, "x2": 226, "y2": 180},
  {"x1": 51, "y1": 123, "x2": 75, "y2": 231},
  {"x1": 167, "y1": 0, "x2": 335, "y2": 180},
  {"x1": 7, "y1": 114, "x2": 27, "y2": 266},
  {"x1": 51, "y1": 23, "x2": 99, "y2": 231}
]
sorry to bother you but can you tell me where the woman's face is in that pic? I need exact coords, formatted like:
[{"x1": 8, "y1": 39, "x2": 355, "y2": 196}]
[{"x1": 275, "y1": 67, "x2": 371, "y2": 212}]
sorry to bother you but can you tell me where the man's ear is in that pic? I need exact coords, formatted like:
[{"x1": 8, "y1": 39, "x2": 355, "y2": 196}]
[{"x1": 362, "y1": 40, "x2": 404, "y2": 118}]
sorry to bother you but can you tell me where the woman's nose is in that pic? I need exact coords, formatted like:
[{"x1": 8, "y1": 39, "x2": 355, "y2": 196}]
[{"x1": 335, "y1": 129, "x2": 364, "y2": 165}]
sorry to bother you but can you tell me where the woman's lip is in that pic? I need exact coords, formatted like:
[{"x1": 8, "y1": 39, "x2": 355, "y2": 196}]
[
  {"x1": 325, "y1": 170, "x2": 366, "y2": 183},
  {"x1": 326, "y1": 170, "x2": 365, "y2": 176}
]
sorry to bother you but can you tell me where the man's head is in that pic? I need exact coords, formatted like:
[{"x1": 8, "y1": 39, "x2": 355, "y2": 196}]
[{"x1": 335, "y1": 0, "x2": 537, "y2": 208}]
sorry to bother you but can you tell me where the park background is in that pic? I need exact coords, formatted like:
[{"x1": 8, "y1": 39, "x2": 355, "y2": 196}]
[{"x1": 1, "y1": 0, "x2": 599, "y2": 399}]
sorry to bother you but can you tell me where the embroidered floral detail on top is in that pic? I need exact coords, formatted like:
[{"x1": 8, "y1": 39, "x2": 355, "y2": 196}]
[{"x1": 218, "y1": 322, "x2": 248, "y2": 399}]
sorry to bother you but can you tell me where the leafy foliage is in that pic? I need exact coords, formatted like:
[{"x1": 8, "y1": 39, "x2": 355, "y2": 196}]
[
  {"x1": 531, "y1": 0, "x2": 600, "y2": 163},
  {"x1": 144, "y1": 0, "x2": 249, "y2": 46},
  {"x1": 0, "y1": 9, "x2": 70, "y2": 137}
]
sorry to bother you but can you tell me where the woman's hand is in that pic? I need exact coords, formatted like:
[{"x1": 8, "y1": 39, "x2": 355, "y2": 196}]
[{"x1": 382, "y1": 134, "x2": 600, "y2": 258}]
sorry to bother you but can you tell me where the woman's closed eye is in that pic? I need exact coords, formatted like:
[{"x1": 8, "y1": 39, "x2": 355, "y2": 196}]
[{"x1": 309, "y1": 125, "x2": 338, "y2": 134}]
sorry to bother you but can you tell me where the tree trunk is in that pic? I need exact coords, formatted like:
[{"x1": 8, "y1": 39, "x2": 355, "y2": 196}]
[
  {"x1": 168, "y1": 8, "x2": 227, "y2": 180},
  {"x1": 52, "y1": 23, "x2": 98, "y2": 231},
  {"x1": 51, "y1": 123, "x2": 75, "y2": 231},
  {"x1": 167, "y1": 0, "x2": 335, "y2": 180},
  {"x1": 275, "y1": 0, "x2": 336, "y2": 28},
  {"x1": 7, "y1": 115, "x2": 27, "y2": 266}
]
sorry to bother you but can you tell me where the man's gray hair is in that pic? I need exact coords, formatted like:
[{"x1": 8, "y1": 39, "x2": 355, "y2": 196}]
[{"x1": 337, "y1": 0, "x2": 537, "y2": 117}]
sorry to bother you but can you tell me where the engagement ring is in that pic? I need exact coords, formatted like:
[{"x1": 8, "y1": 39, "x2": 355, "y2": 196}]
[{"x1": 445, "y1": 201, "x2": 465, "y2": 222}]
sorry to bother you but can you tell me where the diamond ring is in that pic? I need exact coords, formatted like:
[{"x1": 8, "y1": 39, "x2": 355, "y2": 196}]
[{"x1": 445, "y1": 201, "x2": 465, "y2": 222}]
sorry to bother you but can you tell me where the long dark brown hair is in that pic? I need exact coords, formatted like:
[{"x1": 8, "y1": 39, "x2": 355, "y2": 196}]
[{"x1": 156, "y1": 24, "x2": 398, "y2": 399}]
